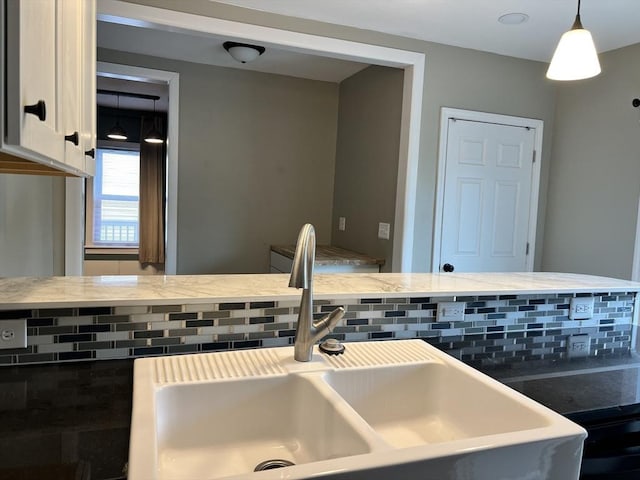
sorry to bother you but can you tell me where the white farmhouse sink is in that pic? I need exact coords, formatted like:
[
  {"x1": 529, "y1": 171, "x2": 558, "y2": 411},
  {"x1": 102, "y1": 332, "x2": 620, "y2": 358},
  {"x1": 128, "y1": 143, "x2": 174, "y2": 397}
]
[
  {"x1": 129, "y1": 340, "x2": 586, "y2": 480},
  {"x1": 322, "y1": 362, "x2": 550, "y2": 448},
  {"x1": 155, "y1": 375, "x2": 374, "y2": 479}
]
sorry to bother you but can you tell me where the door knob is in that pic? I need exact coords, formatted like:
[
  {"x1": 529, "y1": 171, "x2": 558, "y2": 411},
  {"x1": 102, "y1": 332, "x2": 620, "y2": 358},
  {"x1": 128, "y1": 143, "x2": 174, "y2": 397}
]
[
  {"x1": 24, "y1": 100, "x2": 46, "y2": 121},
  {"x1": 442, "y1": 263, "x2": 455, "y2": 272}
]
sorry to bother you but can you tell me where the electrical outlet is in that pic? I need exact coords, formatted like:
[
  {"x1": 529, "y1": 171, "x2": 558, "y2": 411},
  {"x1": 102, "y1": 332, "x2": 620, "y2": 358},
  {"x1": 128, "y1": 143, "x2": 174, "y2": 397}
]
[
  {"x1": 338, "y1": 217, "x2": 346, "y2": 231},
  {"x1": 0, "y1": 319, "x2": 27, "y2": 349},
  {"x1": 567, "y1": 333, "x2": 590, "y2": 359},
  {"x1": 569, "y1": 297, "x2": 594, "y2": 320},
  {"x1": 378, "y1": 222, "x2": 390, "y2": 240},
  {"x1": 437, "y1": 302, "x2": 466, "y2": 322}
]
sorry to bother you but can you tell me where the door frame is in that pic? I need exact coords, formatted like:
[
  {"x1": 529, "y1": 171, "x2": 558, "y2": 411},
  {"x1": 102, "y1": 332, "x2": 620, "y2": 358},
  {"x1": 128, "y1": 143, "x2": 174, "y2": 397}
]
[
  {"x1": 631, "y1": 196, "x2": 640, "y2": 281},
  {"x1": 96, "y1": 61, "x2": 180, "y2": 274},
  {"x1": 432, "y1": 108, "x2": 544, "y2": 273},
  {"x1": 97, "y1": 0, "x2": 425, "y2": 272}
]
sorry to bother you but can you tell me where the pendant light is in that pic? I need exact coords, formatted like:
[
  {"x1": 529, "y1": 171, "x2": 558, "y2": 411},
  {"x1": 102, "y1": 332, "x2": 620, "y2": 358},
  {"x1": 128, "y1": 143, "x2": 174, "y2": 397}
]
[
  {"x1": 144, "y1": 99, "x2": 164, "y2": 144},
  {"x1": 546, "y1": 0, "x2": 601, "y2": 81},
  {"x1": 107, "y1": 93, "x2": 128, "y2": 140}
]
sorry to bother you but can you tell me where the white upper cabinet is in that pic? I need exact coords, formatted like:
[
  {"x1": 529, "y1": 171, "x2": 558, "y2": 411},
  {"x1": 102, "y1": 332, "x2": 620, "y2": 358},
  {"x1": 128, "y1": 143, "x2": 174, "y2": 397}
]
[
  {"x1": 2, "y1": 0, "x2": 96, "y2": 177},
  {"x1": 80, "y1": 0, "x2": 97, "y2": 176}
]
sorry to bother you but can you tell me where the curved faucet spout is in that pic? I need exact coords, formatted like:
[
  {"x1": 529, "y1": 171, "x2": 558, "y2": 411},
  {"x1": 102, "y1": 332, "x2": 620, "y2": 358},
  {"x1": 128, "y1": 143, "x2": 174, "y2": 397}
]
[
  {"x1": 289, "y1": 223, "x2": 344, "y2": 362},
  {"x1": 289, "y1": 223, "x2": 315, "y2": 290}
]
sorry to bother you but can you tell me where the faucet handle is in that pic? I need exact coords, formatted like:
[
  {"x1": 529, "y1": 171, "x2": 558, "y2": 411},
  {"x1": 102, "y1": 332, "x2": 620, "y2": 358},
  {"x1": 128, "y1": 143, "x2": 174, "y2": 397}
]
[{"x1": 312, "y1": 306, "x2": 345, "y2": 333}]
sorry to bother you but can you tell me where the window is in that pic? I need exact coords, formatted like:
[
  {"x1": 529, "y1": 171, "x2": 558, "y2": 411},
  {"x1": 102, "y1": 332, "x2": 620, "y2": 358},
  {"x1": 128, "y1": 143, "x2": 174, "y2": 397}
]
[{"x1": 89, "y1": 148, "x2": 140, "y2": 247}]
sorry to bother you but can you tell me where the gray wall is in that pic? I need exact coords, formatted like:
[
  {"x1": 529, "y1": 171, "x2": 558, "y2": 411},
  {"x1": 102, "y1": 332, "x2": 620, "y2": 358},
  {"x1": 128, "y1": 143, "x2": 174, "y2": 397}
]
[
  {"x1": 331, "y1": 65, "x2": 403, "y2": 272},
  {"x1": 98, "y1": 48, "x2": 339, "y2": 274},
  {"x1": 122, "y1": 0, "x2": 558, "y2": 273},
  {"x1": 542, "y1": 43, "x2": 640, "y2": 279},
  {"x1": 0, "y1": 174, "x2": 64, "y2": 276}
]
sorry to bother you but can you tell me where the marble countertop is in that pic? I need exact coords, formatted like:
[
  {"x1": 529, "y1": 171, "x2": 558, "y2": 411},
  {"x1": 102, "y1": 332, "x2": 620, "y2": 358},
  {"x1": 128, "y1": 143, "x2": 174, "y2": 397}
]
[
  {"x1": 271, "y1": 245, "x2": 385, "y2": 266},
  {"x1": 0, "y1": 272, "x2": 639, "y2": 309}
]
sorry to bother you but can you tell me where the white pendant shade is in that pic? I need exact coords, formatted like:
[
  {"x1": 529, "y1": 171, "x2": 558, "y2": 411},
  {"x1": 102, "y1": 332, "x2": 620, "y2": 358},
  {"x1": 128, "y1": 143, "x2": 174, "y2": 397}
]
[{"x1": 546, "y1": 27, "x2": 601, "y2": 81}]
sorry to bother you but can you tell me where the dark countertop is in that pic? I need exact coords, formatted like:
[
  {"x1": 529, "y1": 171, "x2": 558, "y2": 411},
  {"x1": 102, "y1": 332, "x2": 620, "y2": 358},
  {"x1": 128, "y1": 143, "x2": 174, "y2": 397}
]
[
  {"x1": 0, "y1": 359, "x2": 133, "y2": 480},
  {"x1": 484, "y1": 355, "x2": 640, "y2": 414},
  {"x1": 1, "y1": 350, "x2": 639, "y2": 479},
  {"x1": 271, "y1": 245, "x2": 385, "y2": 266}
]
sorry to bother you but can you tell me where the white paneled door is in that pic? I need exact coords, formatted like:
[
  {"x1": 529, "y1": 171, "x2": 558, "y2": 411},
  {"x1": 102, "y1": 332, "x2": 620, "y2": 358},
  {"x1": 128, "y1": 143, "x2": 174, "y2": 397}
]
[{"x1": 437, "y1": 114, "x2": 539, "y2": 273}]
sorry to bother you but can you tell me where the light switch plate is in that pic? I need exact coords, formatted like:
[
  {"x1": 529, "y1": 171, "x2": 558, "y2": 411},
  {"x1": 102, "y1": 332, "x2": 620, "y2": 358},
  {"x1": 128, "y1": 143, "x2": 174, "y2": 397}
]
[
  {"x1": 378, "y1": 222, "x2": 390, "y2": 240},
  {"x1": 0, "y1": 319, "x2": 27, "y2": 349}
]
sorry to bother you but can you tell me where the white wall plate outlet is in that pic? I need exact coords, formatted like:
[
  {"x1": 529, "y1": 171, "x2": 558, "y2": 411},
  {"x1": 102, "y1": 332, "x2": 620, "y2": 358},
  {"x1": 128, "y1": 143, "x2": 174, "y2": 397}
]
[
  {"x1": 437, "y1": 301, "x2": 466, "y2": 322},
  {"x1": 569, "y1": 297, "x2": 595, "y2": 320},
  {"x1": 338, "y1": 217, "x2": 346, "y2": 231},
  {"x1": 0, "y1": 319, "x2": 27, "y2": 349},
  {"x1": 567, "y1": 333, "x2": 590, "y2": 359}
]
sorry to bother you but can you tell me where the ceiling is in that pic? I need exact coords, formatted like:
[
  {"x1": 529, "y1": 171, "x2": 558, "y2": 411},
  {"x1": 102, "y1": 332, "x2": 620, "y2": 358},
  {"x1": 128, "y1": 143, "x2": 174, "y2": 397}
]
[
  {"x1": 97, "y1": 0, "x2": 640, "y2": 88},
  {"x1": 96, "y1": 75, "x2": 169, "y2": 112},
  {"x1": 213, "y1": 0, "x2": 640, "y2": 62},
  {"x1": 97, "y1": 21, "x2": 369, "y2": 83}
]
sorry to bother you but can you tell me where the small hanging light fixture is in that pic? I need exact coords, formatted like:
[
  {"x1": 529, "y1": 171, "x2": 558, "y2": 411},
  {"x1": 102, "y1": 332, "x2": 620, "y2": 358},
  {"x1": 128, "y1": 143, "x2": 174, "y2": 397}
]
[
  {"x1": 107, "y1": 93, "x2": 128, "y2": 140},
  {"x1": 546, "y1": 0, "x2": 601, "y2": 81},
  {"x1": 144, "y1": 99, "x2": 164, "y2": 144}
]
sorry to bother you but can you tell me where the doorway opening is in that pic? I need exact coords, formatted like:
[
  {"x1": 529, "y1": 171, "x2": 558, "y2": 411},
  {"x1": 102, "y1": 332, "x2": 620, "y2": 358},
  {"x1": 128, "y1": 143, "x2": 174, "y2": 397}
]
[
  {"x1": 97, "y1": 1, "x2": 424, "y2": 272},
  {"x1": 92, "y1": 62, "x2": 179, "y2": 274}
]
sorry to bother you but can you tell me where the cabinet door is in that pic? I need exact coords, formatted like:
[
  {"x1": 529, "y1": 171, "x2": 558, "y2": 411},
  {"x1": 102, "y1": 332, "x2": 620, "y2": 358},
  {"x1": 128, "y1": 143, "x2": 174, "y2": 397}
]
[
  {"x1": 80, "y1": 0, "x2": 96, "y2": 176},
  {"x1": 5, "y1": 0, "x2": 63, "y2": 161},
  {"x1": 58, "y1": 0, "x2": 84, "y2": 170}
]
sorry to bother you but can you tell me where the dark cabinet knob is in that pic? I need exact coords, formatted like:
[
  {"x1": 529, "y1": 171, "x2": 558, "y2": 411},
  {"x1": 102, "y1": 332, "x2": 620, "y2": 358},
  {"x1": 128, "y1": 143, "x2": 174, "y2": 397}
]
[
  {"x1": 442, "y1": 263, "x2": 455, "y2": 272},
  {"x1": 84, "y1": 148, "x2": 95, "y2": 158},
  {"x1": 24, "y1": 100, "x2": 46, "y2": 121},
  {"x1": 65, "y1": 132, "x2": 79, "y2": 146}
]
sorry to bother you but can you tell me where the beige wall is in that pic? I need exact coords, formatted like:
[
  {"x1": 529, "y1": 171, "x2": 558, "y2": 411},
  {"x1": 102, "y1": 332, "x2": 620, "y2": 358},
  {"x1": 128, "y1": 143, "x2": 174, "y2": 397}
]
[
  {"x1": 542, "y1": 43, "x2": 640, "y2": 279},
  {"x1": 84, "y1": 259, "x2": 162, "y2": 275},
  {"x1": 0, "y1": 174, "x2": 64, "y2": 276},
  {"x1": 331, "y1": 65, "x2": 403, "y2": 272},
  {"x1": 98, "y1": 48, "x2": 339, "y2": 274}
]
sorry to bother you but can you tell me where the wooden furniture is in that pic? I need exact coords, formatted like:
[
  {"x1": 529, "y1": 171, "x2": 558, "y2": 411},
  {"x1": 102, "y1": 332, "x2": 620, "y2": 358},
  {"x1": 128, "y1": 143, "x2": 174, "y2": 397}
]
[{"x1": 270, "y1": 245, "x2": 385, "y2": 273}]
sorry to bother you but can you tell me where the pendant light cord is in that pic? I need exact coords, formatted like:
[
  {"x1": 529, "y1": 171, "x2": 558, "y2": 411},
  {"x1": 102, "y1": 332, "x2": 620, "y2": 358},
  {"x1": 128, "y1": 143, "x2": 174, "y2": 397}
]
[{"x1": 572, "y1": 0, "x2": 584, "y2": 30}]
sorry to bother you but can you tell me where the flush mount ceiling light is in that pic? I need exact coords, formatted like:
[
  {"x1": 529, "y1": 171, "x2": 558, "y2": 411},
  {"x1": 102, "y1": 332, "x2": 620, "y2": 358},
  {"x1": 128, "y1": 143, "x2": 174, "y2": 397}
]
[
  {"x1": 498, "y1": 13, "x2": 529, "y2": 25},
  {"x1": 546, "y1": 0, "x2": 601, "y2": 81},
  {"x1": 223, "y1": 41, "x2": 266, "y2": 63},
  {"x1": 107, "y1": 93, "x2": 128, "y2": 141}
]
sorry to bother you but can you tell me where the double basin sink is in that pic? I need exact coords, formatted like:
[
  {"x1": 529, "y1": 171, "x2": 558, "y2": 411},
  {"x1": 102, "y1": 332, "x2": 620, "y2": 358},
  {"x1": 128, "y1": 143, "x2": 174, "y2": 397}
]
[{"x1": 129, "y1": 340, "x2": 586, "y2": 479}]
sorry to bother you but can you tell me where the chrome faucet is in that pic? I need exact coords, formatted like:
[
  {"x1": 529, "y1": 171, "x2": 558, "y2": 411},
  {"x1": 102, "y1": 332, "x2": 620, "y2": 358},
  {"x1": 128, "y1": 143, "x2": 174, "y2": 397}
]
[{"x1": 289, "y1": 224, "x2": 345, "y2": 361}]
